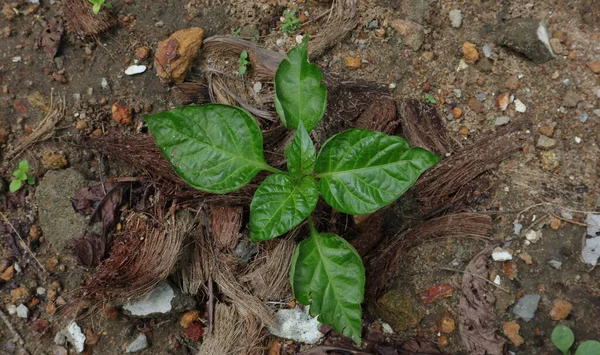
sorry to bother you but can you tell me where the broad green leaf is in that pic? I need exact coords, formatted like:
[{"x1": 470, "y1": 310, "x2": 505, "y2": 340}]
[
  {"x1": 9, "y1": 180, "x2": 23, "y2": 193},
  {"x1": 250, "y1": 174, "x2": 318, "y2": 242},
  {"x1": 146, "y1": 104, "x2": 274, "y2": 194},
  {"x1": 285, "y1": 121, "x2": 316, "y2": 176},
  {"x1": 274, "y1": 36, "x2": 327, "y2": 132},
  {"x1": 290, "y1": 228, "x2": 365, "y2": 345},
  {"x1": 551, "y1": 325, "x2": 575, "y2": 355},
  {"x1": 13, "y1": 170, "x2": 26, "y2": 181},
  {"x1": 27, "y1": 175, "x2": 36, "y2": 185},
  {"x1": 576, "y1": 341, "x2": 600, "y2": 355},
  {"x1": 315, "y1": 129, "x2": 440, "y2": 215},
  {"x1": 18, "y1": 160, "x2": 29, "y2": 172},
  {"x1": 92, "y1": 4, "x2": 101, "y2": 14}
]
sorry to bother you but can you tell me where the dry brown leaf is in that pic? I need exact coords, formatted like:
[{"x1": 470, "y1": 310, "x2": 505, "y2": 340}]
[
  {"x1": 502, "y1": 321, "x2": 524, "y2": 347},
  {"x1": 39, "y1": 17, "x2": 64, "y2": 59}
]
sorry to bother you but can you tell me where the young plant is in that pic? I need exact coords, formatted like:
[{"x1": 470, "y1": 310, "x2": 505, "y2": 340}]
[
  {"x1": 9, "y1": 160, "x2": 35, "y2": 193},
  {"x1": 281, "y1": 9, "x2": 301, "y2": 34},
  {"x1": 238, "y1": 50, "x2": 249, "y2": 75},
  {"x1": 145, "y1": 37, "x2": 439, "y2": 345},
  {"x1": 88, "y1": 0, "x2": 112, "y2": 15},
  {"x1": 551, "y1": 325, "x2": 600, "y2": 355}
]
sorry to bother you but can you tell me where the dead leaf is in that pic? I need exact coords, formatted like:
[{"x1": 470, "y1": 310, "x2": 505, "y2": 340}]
[
  {"x1": 210, "y1": 206, "x2": 242, "y2": 250},
  {"x1": 39, "y1": 16, "x2": 64, "y2": 59},
  {"x1": 72, "y1": 232, "x2": 105, "y2": 268},
  {"x1": 71, "y1": 182, "x2": 125, "y2": 237},
  {"x1": 458, "y1": 246, "x2": 507, "y2": 354},
  {"x1": 422, "y1": 283, "x2": 454, "y2": 305},
  {"x1": 502, "y1": 321, "x2": 524, "y2": 347}
]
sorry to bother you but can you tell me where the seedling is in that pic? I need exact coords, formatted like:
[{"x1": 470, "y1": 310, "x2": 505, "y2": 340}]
[
  {"x1": 551, "y1": 325, "x2": 600, "y2": 355},
  {"x1": 238, "y1": 50, "x2": 249, "y2": 75},
  {"x1": 232, "y1": 27, "x2": 241, "y2": 37},
  {"x1": 9, "y1": 160, "x2": 35, "y2": 193},
  {"x1": 145, "y1": 37, "x2": 439, "y2": 345},
  {"x1": 281, "y1": 9, "x2": 300, "y2": 34},
  {"x1": 88, "y1": 0, "x2": 112, "y2": 15},
  {"x1": 424, "y1": 92, "x2": 438, "y2": 104}
]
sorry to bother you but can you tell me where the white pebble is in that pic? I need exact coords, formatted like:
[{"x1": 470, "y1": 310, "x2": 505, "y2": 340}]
[
  {"x1": 482, "y1": 43, "x2": 493, "y2": 58},
  {"x1": 492, "y1": 247, "x2": 513, "y2": 261},
  {"x1": 575, "y1": 136, "x2": 582, "y2": 144},
  {"x1": 449, "y1": 9, "x2": 462, "y2": 28},
  {"x1": 6, "y1": 304, "x2": 17, "y2": 315},
  {"x1": 12, "y1": 56, "x2": 21, "y2": 63},
  {"x1": 253, "y1": 82, "x2": 262, "y2": 93},
  {"x1": 16, "y1": 304, "x2": 28, "y2": 319},
  {"x1": 124, "y1": 65, "x2": 147, "y2": 76},
  {"x1": 36, "y1": 287, "x2": 46, "y2": 296},
  {"x1": 493, "y1": 275, "x2": 501, "y2": 285},
  {"x1": 295, "y1": 35, "x2": 304, "y2": 44},
  {"x1": 515, "y1": 99, "x2": 527, "y2": 113},
  {"x1": 525, "y1": 230, "x2": 542, "y2": 244}
]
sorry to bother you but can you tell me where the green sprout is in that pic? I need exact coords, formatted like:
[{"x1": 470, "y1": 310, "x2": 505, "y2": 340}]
[
  {"x1": 423, "y1": 93, "x2": 438, "y2": 104},
  {"x1": 238, "y1": 50, "x2": 249, "y2": 75},
  {"x1": 232, "y1": 28, "x2": 241, "y2": 37},
  {"x1": 88, "y1": 0, "x2": 112, "y2": 15},
  {"x1": 281, "y1": 9, "x2": 301, "y2": 34},
  {"x1": 551, "y1": 325, "x2": 600, "y2": 355},
  {"x1": 9, "y1": 160, "x2": 35, "y2": 193}
]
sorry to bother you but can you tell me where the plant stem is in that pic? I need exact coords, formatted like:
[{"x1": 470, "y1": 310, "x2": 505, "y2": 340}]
[{"x1": 263, "y1": 165, "x2": 283, "y2": 174}]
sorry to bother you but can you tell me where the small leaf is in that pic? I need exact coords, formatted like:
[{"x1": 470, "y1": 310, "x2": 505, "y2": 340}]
[
  {"x1": 18, "y1": 160, "x2": 29, "y2": 172},
  {"x1": 103, "y1": 2, "x2": 112, "y2": 8},
  {"x1": 250, "y1": 174, "x2": 318, "y2": 242},
  {"x1": 92, "y1": 4, "x2": 101, "y2": 14},
  {"x1": 423, "y1": 93, "x2": 438, "y2": 104},
  {"x1": 290, "y1": 228, "x2": 365, "y2": 345},
  {"x1": 285, "y1": 121, "x2": 315, "y2": 176},
  {"x1": 551, "y1": 325, "x2": 575, "y2": 355},
  {"x1": 274, "y1": 36, "x2": 327, "y2": 132},
  {"x1": 238, "y1": 65, "x2": 247, "y2": 75},
  {"x1": 146, "y1": 104, "x2": 273, "y2": 194},
  {"x1": 575, "y1": 340, "x2": 600, "y2": 355},
  {"x1": 240, "y1": 50, "x2": 248, "y2": 60},
  {"x1": 315, "y1": 129, "x2": 440, "y2": 215},
  {"x1": 9, "y1": 180, "x2": 23, "y2": 193},
  {"x1": 27, "y1": 175, "x2": 36, "y2": 185},
  {"x1": 13, "y1": 170, "x2": 26, "y2": 181}
]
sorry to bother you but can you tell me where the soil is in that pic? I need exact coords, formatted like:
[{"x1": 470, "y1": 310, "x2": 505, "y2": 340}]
[{"x1": 0, "y1": 0, "x2": 599, "y2": 354}]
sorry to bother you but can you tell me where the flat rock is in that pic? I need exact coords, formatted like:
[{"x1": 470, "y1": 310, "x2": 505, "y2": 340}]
[
  {"x1": 390, "y1": 19, "x2": 424, "y2": 51},
  {"x1": 126, "y1": 334, "x2": 149, "y2": 353},
  {"x1": 512, "y1": 294, "x2": 540, "y2": 321},
  {"x1": 496, "y1": 19, "x2": 555, "y2": 63},
  {"x1": 562, "y1": 90, "x2": 580, "y2": 107},
  {"x1": 372, "y1": 288, "x2": 423, "y2": 331},
  {"x1": 54, "y1": 322, "x2": 86, "y2": 353},
  {"x1": 268, "y1": 307, "x2": 323, "y2": 344},
  {"x1": 155, "y1": 27, "x2": 205, "y2": 84},
  {"x1": 536, "y1": 135, "x2": 557, "y2": 150},
  {"x1": 36, "y1": 169, "x2": 90, "y2": 252},
  {"x1": 492, "y1": 247, "x2": 513, "y2": 261},
  {"x1": 122, "y1": 281, "x2": 196, "y2": 318},
  {"x1": 495, "y1": 116, "x2": 511, "y2": 126},
  {"x1": 449, "y1": 9, "x2": 462, "y2": 28}
]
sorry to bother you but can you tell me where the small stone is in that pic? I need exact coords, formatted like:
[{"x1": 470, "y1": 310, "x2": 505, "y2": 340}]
[
  {"x1": 54, "y1": 322, "x2": 86, "y2": 353},
  {"x1": 453, "y1": 88, "x2": 462, "y2": 98},
  {"x1": 562, "y1": 90, "x2": 580, "y2": 107},
  {"x1": 550, "y1": 38, "x2": 564, "y2": 55},
  {"x1": 452, "y1": 107, "x2": 463, "y2": 119},
  {"x1": 536, "y1": 135, "x2": 557, "y2": 150},
  {"x1": 11, "y1": 286, "x2": 30, "y2": 302},
  {"x1": 101, "y1": 78, "x2": 110, "y2": 91},
  {"x1": 41, "y1": 151, "x2": 68, "y2": 170},
  {"x1": 548, "y1": 260, "x2": 562, "y2": 270},
  {"x1": 513, "y1": 221, "x2": 523, "y2": 235},
  {"x1": 459, "y1": 127, "x2": 469, "y2": 136},
  {"x1": 540, "y1": 151, "x2": 559, "y2": 172},
  {"x1": 468, "y1": 97, "x2": 483, "y2": 113},
  {"x1": 155, "y1": 27, "x2": 205, "y2": 83},
  {"x1": 505, "y1": 76, "x2": 520, "y2": 90},
  {"x1": 525, "y1": 230, "x2": 543, "y2": 244},
  {"x1": 437, "y1": 313, "x2": 456, "y2": 333},
  {"x1": 514, "y1": 99, "x2": 526, "y2": 113},
  {"x1": 496, "y1": 19, "x2": 555, "y2": 63},
  {"x1": 593, "y1": 109, "x2": 600, "y2": 118},
  {"x1": 512, "y1": 294, "x2": 541, "y2": 321},
  {"x1": 295, "y1": 34, "x2": 304, "y2": 44},
  {"x1": 112, "y1": 101, "x2": 133, "y2": 125},
  {"x1": 482, "y1": 43, "x2": 492, "y2": 58},
  {"x1": 588, "y1": 60, "x2": 600, "y2": 74},
  {"x1": 579, "y1": 112, "x2": 589, "y2": 123},
  {"x1": 503, "y1": 321, "x2": 524, "y2": 346},
  {"x1": 36, "y1": 287, "x2": 46, "y2": 295},
  {"x1": 552, "y1": 31, "x2": 566, "y2": 42},
  {"x1": 126, "y1": 334, "x2": 149, "y2": 353},
  {"x1": 503, "y1": 262, "x2": 518, "y2": 280},
  {"x1": 124, "y1": 65, "x2": 147, "y2": 75},
  {"x1": 575, "y1": 136, "x2": 582, "y2": 144},
  {"x1": 422, "y1": 51, "x2": 434, "y2": 61},
  {"x1": 268, "y1": 307, "x2": 324, "y2": 344},
  {"x1": 475, "y1": 93, "x2": 486, "y2": 101},
  {"x1": 75, "y1": 120, "x2": 88, "y2": 130},
  {"x1": 123, "y1": 281, "x2": 196, "y2": 318},
  {"x1": 457, "y1": 59, "x2": 469, "y2": 71},
  {"x1": 519, "y1": 252, "x2": 533, "y2": 265},
  {"x1": 155, "y1": 21, "x2": 164, "y2": 27},
  {"x1": 180, "y1": 310, "x2": 200, "y2": 328},
  {"x1": 492, "y1": 247, "x2": 513, "y2": 261},
  {"x1": 345, "y1": 56, "x2": 361, "y2": 69},
  {"x1": 133, "y1": 46, "x2": 151, "y2": 60},
  {"x1": 390, "y1": 19, "x2": 424, "y2": 51},
  {"x1": 538, "y1": 124, "x2": 554, "y2": 137},
  {"x1": 496, "y1": 92, "x2": 510, "y2": 111},
  {"x1": 449, "y1": 9, "x2": 462, "y2": 28},
  {"x1": 6, "y1": 304, "x2": 17, "y2": 315},
  {"x1": 549, "y1": 299, "x2": 572, "y2": 320},
  {"x1": 253, "y1": 82, "x2": 262, "y2": 93},
  {"x1": 476, "y1": 76, "x2": 486, "y2": 86},
  {"x1": 16, "y1": 304, "x2": 28, "y2": 318},
  {"x1": 550, "y1": 217, "x2": 561, "y2": 230},
  {"x1": 551, "y1": 71, "x2": 560, "y2": 79},
  {"x1": 462, "y1": 42, "x2": 479, "y2": 62},
  {"x1": 438, "y1": 335, "x2": 449, "y2": 347},
  {"x1": 495, "y1": 116, "x2": 511, "y2": 126},
  {"x1": 1, "y1": 265, "x2": 14, "y2": 281}
]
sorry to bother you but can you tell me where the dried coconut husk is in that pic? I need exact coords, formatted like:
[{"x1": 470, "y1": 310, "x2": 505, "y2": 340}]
[
  {"x1": 308, "y1": 0, "x2": 358, "y2": 60},
  {"x1": 210, "y1": 206, "x2": 243, "y2": 251},
  {"x1": 63, "y1": 0, "x2": 117, "y2": 37},
  {"x1": 365, "y1": 213, "x2": 492, "y2": 304}
]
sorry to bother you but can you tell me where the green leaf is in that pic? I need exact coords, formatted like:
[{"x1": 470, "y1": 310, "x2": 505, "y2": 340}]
[
  {"x1": 576, "y1": 341, "x2": 600, "y2": 355},
  {"x1": 423, "y1": 93, "x2": 438, "y2": 104},
  {"x1": 18, "y1": 160, "x2": 29, "y2": 172},
  {"x1": 92, "y1": 3, "x2": 101, "y2": 14},
  {"x1": 238, "y1": 65, "x2": 247, "y2": 75},
  {"x1": 240, "y1": 50, "x2": 248, "y2": 60},
  {"x1": 315, "y1": 129, "x2": 440, "y2": 215},
  {"x1": 552, "y1": 325, "x2": 575, "y2": 355},
  {"x1": 146, "y1": 104, "x2": 274, "y2": 194},
  {"x1": 27, "y1": 175, "x2": 36, "y2": 185},
  {"x1": 250, "y1": 174, "x2": 318, "y2": 242},
  {"x1": 274, "y1": 36, "x2": 327, "y2": 132},
  {"x1": 9, "y1": 180, "x2": 23, "y2": 193},
  {"x1": 13, "y1": 169, "x2": 26, "y2": 181},
  {"x1": 290, "y1": 228, "x2": 365, "y2": 345},
  {"x1": 285, "y1": 121, "x2": 315, "y2": 176}
]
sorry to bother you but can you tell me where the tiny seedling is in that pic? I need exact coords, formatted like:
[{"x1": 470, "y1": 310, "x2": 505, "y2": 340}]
[
  {"x1": 88, "y1": 0, "x2": 112, "y2": 15},
  {"x1": 9, "y1": 160, "x2": 35, "y2": 193},
  {"x1": 232, "y1": 27, "x2": 241, "y2": 37},
  {"x1": 238, "y1": 50, "x2": 249, "y2": 75},
  {"x1": 281, "y1": 9, "x2": 301, "y2": 34},
  {"x1": 551, "y1": 325, "x2": 600, "y2": 355},
  {"x1": 146, "y1": 37, "x2": 439, "y2": 345},
  {"x1": 423, "y1": 92, "x2": 438, "y2": 104}
]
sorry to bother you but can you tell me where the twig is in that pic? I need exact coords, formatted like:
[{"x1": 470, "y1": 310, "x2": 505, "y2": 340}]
[
  {"x1": 0, "y1": 308, "x2": 24, "y2": 346},
  {"x1": 0, "y1": 212, "x2": 47, "y2": 274},
  {"x1": 208, "y1": 275, "x2": 214, "y2": 335},
  {"x1": 439, "y1": 267, "x2": 510, "y2": 293}
]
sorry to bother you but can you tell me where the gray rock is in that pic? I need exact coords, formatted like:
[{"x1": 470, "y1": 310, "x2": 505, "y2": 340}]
[
  {"x1": 16, "y1": 304, "x2": 28, "y2": 319},
  {"x1": 536, "y1": 135, "x2": 557, "y2": 150},
  {"x1": 512, "y1": 294, "x2": 541, "y2": 321},
  {"x1": 593, "y1": 109, "x2": 600, "y2": 118},
  {"x1": 579, "y1": 112, "x2": 589, "y2": 123},
  {"x1": 562, "y1": 90, "x2": 580, "y2": 107},
  {"x1": 234, "y1": 239, "x2": 258, "y2": 265},
  {"x1": 453, "y1": 89, "x2": 462, "y2": 98},
  {"x1": 390, "y1": 19, "x2": 424, "y2": 51},
  {"x1": 495, "y1": 116, "x2": 511, "y2": 126},
  {"x1": 475, "y1": 93, "x2": 486, "y2": 101},
  {"x1": 126, "y1": 334, "x2": 149, "y2": 353},
  {"x1": 496, "y1": 19, "x2": 555, "y2": 63},
  {"x1": 548, "y1": 260, "x2": 562, "y2": 269},
  {"x1": 449, "y1": 9, "x2": 462, "y2": 28},
  {"x1": 268, "y1": 307, "x2": 323, "y2": 344},
  {"x1": 36, "y1": 169, "x2": 90, "y2": 252},
  {"x1": 482, "y1": 43, "x2": 493, "y2": 58},
  {"x1": 54, "y1": 322, "x2": 86, "y2": 353},
  {"x1": 122, "y1": 281, "x2": 196, "y2": 318}
]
